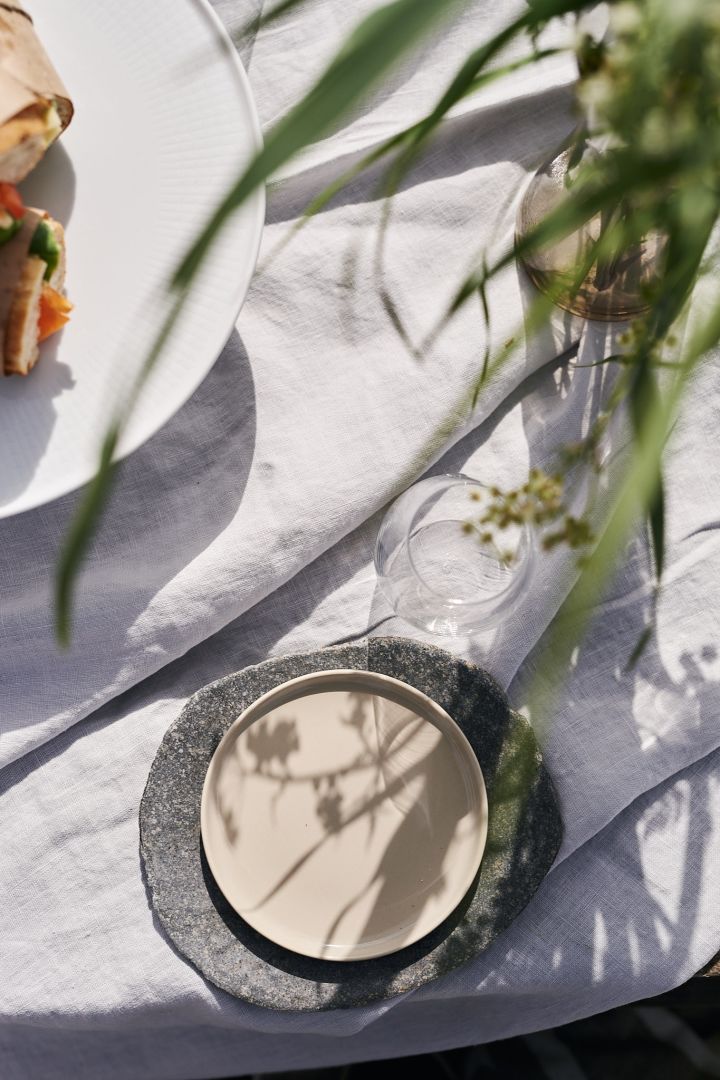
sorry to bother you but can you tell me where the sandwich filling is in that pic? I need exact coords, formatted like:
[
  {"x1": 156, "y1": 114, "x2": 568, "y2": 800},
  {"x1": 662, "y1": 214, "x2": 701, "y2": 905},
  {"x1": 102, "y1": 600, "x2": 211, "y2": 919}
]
[
  {"x1": 0, "y1": 100, "x2": 61, "y2": 184},
  {"x1": 0, "y1": 185, "x2": 71, "y2": 375}
]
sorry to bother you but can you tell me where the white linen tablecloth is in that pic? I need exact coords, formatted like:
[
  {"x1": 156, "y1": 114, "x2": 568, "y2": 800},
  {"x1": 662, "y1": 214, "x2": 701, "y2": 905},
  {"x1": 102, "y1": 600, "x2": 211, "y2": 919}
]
[{"x1": 1, "y1": 2, "x2": 719, "y2": 1077}]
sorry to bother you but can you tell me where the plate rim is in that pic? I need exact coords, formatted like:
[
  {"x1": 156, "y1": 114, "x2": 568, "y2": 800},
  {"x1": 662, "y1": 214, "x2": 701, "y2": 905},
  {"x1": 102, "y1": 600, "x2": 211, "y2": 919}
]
[
  {"x1": 200, "y1": 667, "x2": 489, "y2": 962},
  {"x1": 2, "y1": 0, "x2": 266, "y2": 518}
]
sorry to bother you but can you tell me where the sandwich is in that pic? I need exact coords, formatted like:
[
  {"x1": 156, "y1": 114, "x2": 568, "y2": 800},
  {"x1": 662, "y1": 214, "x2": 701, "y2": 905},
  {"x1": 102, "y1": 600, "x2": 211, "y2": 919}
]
[
  {"x1": 0, "y1": 181, "x2": 71, "y2": 375},
  {"x1": 0, "y1": 2, "x2": 73, "y2": 183}
]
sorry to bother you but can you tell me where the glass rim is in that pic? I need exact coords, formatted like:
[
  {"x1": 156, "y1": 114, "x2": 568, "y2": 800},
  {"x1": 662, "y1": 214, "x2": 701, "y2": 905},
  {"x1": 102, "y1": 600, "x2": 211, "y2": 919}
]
[{"x1": 405, "y1": 474, "x2": 537, "y2": 611}]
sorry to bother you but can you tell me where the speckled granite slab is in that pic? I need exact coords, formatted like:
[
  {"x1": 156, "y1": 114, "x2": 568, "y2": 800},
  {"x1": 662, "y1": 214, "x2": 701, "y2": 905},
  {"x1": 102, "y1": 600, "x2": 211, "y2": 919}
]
[{"x1": 139, "y1": 637, "x2": 562, "y2": 1011}]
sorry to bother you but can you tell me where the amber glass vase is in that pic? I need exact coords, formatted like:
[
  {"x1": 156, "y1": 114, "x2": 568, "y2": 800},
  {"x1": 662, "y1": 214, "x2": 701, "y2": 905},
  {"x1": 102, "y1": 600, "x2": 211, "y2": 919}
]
[{"x1": 516, "y1": 137, "x2": 665, "y2": 321}]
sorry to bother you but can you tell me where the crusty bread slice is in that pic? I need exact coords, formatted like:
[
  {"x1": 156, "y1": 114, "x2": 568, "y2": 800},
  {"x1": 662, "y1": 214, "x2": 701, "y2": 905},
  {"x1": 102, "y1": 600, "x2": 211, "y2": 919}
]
[
  {"x1": 3, "y1": 211, "x2": 67, "y2": 375},
  {"x1": 3, "y1": 254, "x2": 45, "y2": 375}
]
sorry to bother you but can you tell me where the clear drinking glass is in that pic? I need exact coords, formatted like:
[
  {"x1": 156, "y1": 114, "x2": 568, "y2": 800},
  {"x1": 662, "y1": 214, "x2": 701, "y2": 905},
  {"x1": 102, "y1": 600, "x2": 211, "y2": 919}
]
[{"x1": 375, "y1": 474, "x2": 536, "y2": 637}]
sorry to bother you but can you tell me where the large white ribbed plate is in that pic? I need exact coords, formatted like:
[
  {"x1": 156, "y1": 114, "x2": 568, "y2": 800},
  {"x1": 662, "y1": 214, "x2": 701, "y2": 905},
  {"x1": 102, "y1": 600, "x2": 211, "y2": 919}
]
[{"x1": 0, "y1": 0, "x2": 264, "y2": 516}]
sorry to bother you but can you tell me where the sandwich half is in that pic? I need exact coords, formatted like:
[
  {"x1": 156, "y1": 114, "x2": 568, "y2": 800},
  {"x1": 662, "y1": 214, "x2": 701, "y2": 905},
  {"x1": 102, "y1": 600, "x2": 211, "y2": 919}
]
[
  {"x1": 0, "y1": 182, "x2": 71, "y2": 375},
  {"x1": 0, "y1": 3, "x2": 73, "y2": 183}
]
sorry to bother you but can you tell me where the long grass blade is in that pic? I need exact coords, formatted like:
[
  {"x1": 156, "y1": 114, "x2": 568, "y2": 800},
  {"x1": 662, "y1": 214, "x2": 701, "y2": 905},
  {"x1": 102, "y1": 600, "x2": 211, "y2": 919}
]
[
  {"x1": 265, "y1": 44, "x2": 565, "y2": 279},
  {"x1": 55, "y1": 426, "x2": 119, "y2": 647},
  {"x1": 55, "y1": 294, "x2": 186, "y2": 643},
  {"x1": 54, "y1": 0, "x2": 469, "y2": 643},
  {"x1": 174, "y1": 0, "x2": 469, "y2": 289},
  {"x1": 367, "y1": 47, "x2": 566, "y2": 356}
]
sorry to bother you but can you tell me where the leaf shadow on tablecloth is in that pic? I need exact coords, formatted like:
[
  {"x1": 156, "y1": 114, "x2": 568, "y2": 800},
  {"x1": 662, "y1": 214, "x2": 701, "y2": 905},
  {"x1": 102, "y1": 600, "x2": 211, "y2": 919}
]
[
  {"x1": 126, "y1": 323, "x2": 719, "y2": 1012},
  {"x1": 355, "y1": 596, "x2": 717, "y2": 1020},
  {"x1": 346, "y1": 304, "x2": 719, "y2": 1008},
  {"x1": 492, "y1": 637, "x2": 718, "y2": 1022},
  {"x1": 3, "y1": 375, "x2": 715, "y2": 1023},
  {"x1": 490, "y1": 316, "x2": 720, "y2": 1010},
  {"x1": 6, "y1": 292, "x2": 713, "y2": 1017},
  {"x1": 132, "y1": 599, "x2": 717, "y2": 1017}
]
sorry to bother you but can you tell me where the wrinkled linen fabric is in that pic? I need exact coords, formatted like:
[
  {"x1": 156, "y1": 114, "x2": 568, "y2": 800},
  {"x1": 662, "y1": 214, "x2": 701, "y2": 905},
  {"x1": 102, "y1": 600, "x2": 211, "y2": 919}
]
[{"x1": 1, "y1": 2, "x2": 720, "y2": 1078}]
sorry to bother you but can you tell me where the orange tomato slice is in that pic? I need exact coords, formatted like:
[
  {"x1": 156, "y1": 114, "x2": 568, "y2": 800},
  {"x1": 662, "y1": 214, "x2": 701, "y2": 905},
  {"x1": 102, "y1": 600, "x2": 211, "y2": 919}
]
[
  {"x1": 0, "y1": 182, "x2": 25, "y2": 220},
  {"x1": 38, "y1": 283, "x2": 73, "y2": 342}
]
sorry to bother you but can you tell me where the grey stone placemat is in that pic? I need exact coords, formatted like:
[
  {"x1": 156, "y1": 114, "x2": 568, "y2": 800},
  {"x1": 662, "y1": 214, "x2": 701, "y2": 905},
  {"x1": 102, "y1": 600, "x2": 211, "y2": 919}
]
[{"x1": 139, "y1": 637, "x2": 562, "y2": 1011}]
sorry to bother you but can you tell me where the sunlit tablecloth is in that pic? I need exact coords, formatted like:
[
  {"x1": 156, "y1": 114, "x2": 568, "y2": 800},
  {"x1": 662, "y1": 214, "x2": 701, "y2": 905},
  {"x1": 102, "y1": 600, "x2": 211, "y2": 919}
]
[{"x1": 1, "y1": 2, "x2": 719, "y2": 1077}]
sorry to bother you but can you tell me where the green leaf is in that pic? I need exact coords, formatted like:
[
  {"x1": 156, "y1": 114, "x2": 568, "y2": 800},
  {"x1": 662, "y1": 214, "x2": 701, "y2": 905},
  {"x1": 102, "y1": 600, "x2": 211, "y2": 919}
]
[
  {"x1": 261, "y1": 126, "x2": 416, "y2": 270},
  {"x1": 265, "y1": 46, "x2": 565, "y2": 273},
  {"x1": 253, "y1": 0, "x2": 314, "y2": 30},
  {"x1": 381, "y1": 27, "x2": 549, "y2": 196},
  {"x1": 366, "y1": 46, "x2": 566, "y2": 356},
  {"x1": 174, "y1": 0, "x2": 469, "y2": 289},
  {"x1": 55, "y1": 295, "x2": 185, "y2": 644},
  {"x1": 55, "y1": 427, "x2": 119, "y2": 648}
]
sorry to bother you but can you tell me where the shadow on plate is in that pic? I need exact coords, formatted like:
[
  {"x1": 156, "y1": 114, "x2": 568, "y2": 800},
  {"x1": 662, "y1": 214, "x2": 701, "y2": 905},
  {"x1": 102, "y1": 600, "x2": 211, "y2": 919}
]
[{"x1": 20, "y1": 141, "x2": 77, "y2": 226}]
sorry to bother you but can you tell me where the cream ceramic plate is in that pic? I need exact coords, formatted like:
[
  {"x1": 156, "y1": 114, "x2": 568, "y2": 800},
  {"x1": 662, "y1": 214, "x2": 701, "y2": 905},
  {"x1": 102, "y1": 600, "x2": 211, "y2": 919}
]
[
  {"x1": 0, "y1": 0, "x2": 264, "y2": 516},
  {"x1": 201, "y1": 670, "x2": 488, "y2": 962}
]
